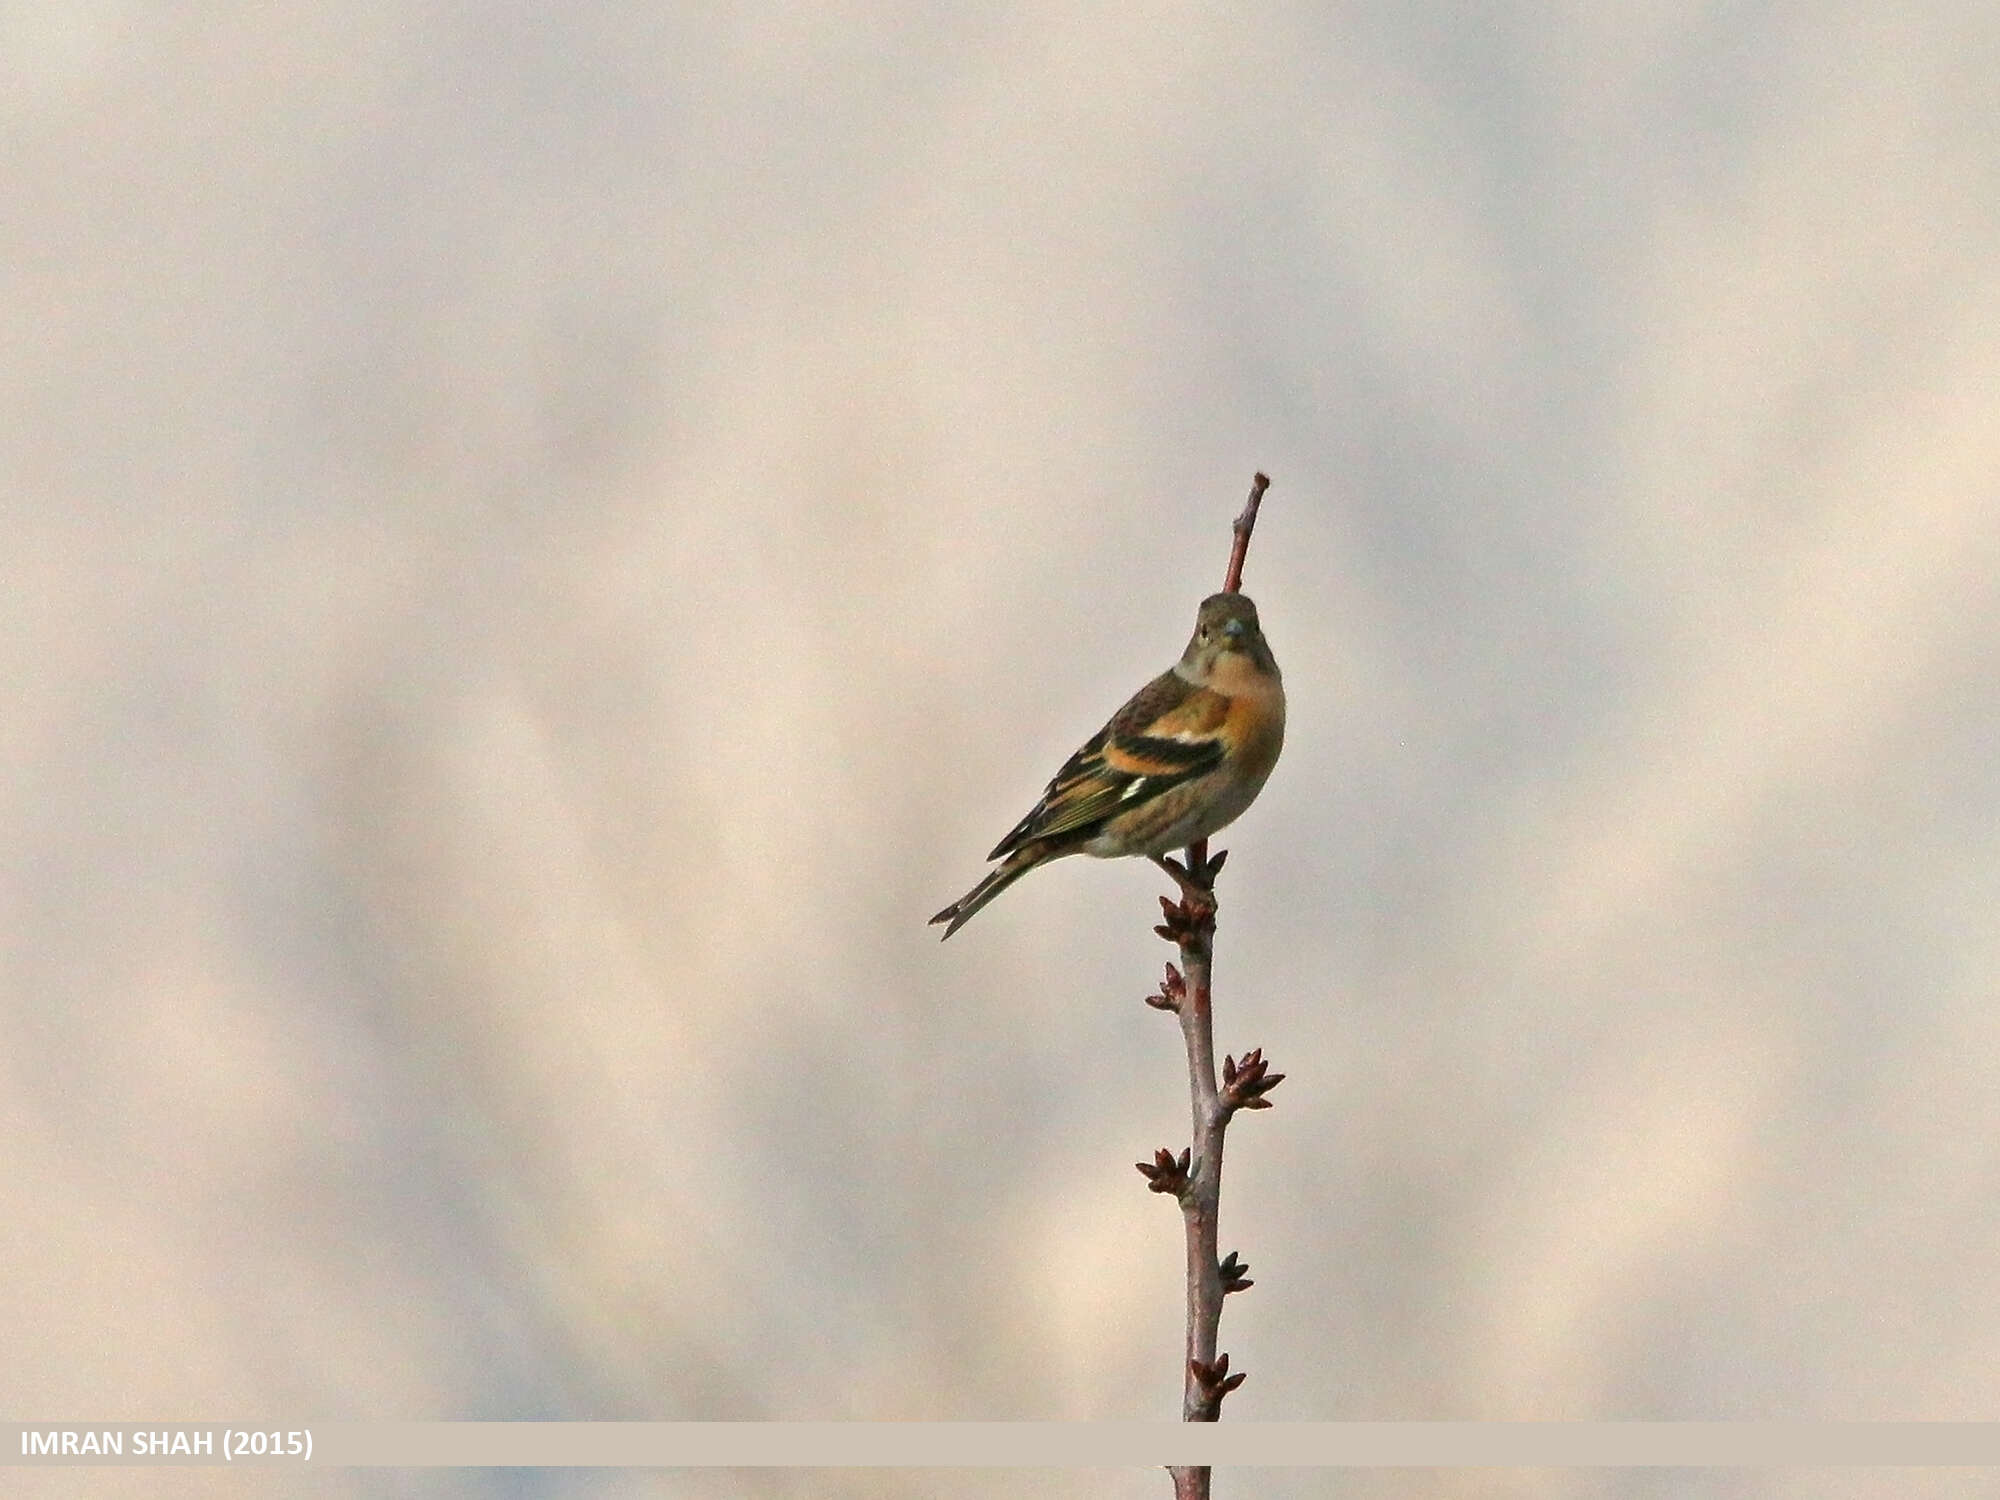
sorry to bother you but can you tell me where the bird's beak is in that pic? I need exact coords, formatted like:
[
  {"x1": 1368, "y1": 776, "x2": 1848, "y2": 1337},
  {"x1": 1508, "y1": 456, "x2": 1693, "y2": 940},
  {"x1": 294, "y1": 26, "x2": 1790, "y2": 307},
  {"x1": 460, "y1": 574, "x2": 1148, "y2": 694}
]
[{"x1": 1223, "y1": 618, "x2": 1249, "y2": 640}]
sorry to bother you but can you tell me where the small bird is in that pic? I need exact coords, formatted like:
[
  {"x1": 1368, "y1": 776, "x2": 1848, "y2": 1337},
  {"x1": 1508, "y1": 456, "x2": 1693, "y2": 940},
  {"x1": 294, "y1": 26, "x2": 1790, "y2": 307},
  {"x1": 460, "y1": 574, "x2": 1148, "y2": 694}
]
[{"x1": 931, "y1": 591, "x2": 1285, "y2": 939}]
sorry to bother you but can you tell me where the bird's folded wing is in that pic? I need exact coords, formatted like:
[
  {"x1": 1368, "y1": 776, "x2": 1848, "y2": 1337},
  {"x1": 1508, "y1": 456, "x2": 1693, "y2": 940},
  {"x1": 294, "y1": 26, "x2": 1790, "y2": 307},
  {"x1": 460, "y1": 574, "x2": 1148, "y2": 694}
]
[{"x1": 987, "y1": 673, "x2": 1229, "y2": 858}]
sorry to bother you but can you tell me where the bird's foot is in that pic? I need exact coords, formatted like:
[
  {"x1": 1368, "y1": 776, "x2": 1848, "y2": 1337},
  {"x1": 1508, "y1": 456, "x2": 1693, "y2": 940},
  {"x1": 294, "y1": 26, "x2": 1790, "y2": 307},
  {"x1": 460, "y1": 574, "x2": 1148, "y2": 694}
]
[{"x1": 1151, "y1": 841, "x2": 1224, "y2": 942}]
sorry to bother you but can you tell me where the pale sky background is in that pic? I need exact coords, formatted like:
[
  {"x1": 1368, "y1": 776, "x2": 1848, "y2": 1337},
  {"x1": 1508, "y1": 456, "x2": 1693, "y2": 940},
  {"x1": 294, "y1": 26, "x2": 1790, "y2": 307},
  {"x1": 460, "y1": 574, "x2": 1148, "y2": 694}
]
[{"x1": 7, "y1": 3, "x2": 2000, "y2": 1498}]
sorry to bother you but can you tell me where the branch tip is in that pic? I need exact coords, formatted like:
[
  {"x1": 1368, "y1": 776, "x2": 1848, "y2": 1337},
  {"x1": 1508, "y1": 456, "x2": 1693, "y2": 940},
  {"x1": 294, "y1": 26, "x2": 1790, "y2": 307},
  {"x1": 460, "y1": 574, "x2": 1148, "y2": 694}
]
[{"x1": 1222, "y1": 472, "x2": 1271, "y2": 593}]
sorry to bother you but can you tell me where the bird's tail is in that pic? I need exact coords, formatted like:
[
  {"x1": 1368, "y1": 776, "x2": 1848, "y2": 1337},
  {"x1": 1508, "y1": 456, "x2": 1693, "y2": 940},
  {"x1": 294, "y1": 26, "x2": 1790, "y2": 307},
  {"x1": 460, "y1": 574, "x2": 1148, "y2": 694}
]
[{"x1": 929, "y1": 848, "x2": 1050, "y2": 940}]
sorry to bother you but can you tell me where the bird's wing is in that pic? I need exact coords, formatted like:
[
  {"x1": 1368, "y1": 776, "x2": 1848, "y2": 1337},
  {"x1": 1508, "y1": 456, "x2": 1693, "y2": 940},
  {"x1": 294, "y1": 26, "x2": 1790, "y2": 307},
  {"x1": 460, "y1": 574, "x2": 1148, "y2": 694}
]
[{"x1": 987, "y1": 669, "x2": 1229, "y2": 859}]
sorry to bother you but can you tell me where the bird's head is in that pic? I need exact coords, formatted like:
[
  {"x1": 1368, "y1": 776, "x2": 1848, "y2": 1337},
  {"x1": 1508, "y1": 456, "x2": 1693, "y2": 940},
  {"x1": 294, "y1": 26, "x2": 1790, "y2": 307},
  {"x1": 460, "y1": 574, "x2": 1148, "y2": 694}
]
[{"x1": 1181, "y1": 591, "x2": 1279, "y2": 683}]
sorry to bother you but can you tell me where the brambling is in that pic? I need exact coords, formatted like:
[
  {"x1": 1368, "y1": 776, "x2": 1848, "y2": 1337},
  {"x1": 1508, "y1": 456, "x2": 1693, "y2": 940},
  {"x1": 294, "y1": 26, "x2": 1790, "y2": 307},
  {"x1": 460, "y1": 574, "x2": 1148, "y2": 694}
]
[{"x1": 931, "y1": 591, "x2": 1285, "y2": 939}]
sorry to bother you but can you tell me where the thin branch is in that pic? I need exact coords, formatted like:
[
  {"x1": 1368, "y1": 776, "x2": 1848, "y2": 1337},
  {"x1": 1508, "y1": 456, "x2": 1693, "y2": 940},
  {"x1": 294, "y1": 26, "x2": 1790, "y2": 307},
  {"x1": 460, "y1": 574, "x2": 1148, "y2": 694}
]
[
  {"x1": 1221, "y1": 471, "x2": 1270, "y2": 593},
  {"x1": 1155, "y1": 846, "x2": 1227, "y2": 1422},
  {"x1": 1136, "y1": 473, "x2": 1279, "y2": 1500}
]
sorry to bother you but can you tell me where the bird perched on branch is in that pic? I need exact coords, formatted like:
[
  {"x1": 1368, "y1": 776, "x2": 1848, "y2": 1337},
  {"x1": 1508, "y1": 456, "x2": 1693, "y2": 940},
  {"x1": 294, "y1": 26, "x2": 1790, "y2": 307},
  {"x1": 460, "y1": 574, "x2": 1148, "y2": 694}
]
[{"x1": 931, "y1": 591, "x2": 1285, "y2": 939}]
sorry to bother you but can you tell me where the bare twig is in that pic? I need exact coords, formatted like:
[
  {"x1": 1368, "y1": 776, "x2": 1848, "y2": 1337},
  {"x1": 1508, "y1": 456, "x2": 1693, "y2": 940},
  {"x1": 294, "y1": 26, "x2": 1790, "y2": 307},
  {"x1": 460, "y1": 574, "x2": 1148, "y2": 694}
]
[
  {"x1": 1221, "y1": 471, "x2": 1269, "y2": 593},
  {"x1": 1135, "y1": 474, "x2": 1280, "y2": 1500}
]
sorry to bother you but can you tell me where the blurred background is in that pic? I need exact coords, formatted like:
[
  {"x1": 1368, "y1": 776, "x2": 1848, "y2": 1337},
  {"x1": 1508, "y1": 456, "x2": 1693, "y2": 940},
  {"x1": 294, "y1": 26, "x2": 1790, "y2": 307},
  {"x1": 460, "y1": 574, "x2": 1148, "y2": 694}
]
[{"x1": 7, "y1": 2, "x2": 2000, "y2": 1497}]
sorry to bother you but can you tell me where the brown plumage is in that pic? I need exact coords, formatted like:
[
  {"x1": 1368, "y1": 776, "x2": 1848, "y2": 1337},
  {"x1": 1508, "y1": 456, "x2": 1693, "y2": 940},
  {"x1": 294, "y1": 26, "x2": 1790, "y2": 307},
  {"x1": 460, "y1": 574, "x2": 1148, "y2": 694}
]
[{"x1": 931, "y1": 592, "x2": 1285, "y2": 939}]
